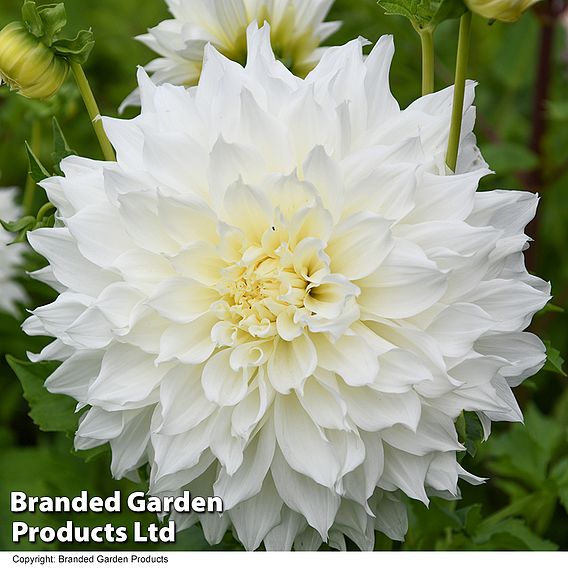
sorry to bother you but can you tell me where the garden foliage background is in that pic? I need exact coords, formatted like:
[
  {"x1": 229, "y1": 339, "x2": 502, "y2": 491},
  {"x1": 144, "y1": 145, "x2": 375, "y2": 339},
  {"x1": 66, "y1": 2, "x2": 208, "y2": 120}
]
[{"x1": 0, "y1": 0, "x2": 567, "y2": 552}]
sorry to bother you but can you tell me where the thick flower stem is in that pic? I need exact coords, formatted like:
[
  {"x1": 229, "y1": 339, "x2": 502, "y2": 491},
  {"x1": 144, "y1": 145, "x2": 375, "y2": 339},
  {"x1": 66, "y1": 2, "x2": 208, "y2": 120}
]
[
  {"x1": 23, "y1": 119, "x2": 41, "y2": 215},
  {"x1": 419, "y1": 28, "x2": 435, "y2": 96},
  {"x1": 70, "y1": 60, "x2": 115, "y2": 162},
  {"x1": 445, "y1": 11, "x2": 472, "y2": 172}
]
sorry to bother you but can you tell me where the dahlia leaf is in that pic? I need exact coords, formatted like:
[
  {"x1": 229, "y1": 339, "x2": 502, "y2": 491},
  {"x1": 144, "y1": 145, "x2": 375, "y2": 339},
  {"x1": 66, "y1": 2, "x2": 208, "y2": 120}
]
[
  {"x1": 543, "y1": 340, "x2": 566, "y2": 376},
  {"x1": 25, "y1": 141, "x2": 51, "y2": 182},
  {"x1": 0, "y1": 215, "x2": 36, "y2": 233},
  {"x1": 551, "y1": 459, "x2": 568, "y2": 514},
  {"x1": 377, "y1": 0, "x2": 466, "y2": 30},
  {"x1": 51, "y1": 116, "x2": 76, "y2": 164},
  {"x1": 464, "y1": 412, "x2": 484, "y2": 457},
  {"x1": 6, "y1": 356, "x2": 78, "y2": 434},
  {"x1": 537, "y1": 303, "x2": 564, "y2": 315},
  {"x1": 474, "y1": 518, "x2": 558, "y2": 551}
]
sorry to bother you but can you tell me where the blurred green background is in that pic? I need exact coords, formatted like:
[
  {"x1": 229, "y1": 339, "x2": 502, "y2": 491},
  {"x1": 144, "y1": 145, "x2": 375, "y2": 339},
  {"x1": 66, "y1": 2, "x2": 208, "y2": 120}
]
[{"x1": 0, "y1": 0, "x2": 567, "y2": 552}]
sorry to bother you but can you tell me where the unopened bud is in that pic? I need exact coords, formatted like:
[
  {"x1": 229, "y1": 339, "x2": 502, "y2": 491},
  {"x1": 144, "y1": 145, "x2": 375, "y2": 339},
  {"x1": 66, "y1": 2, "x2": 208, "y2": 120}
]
[
  {"x1": 0, "y1": 21, "x2": 68, "y2": 99},
  {"x1": 465, "y1": 0, "x2": 542, "y2": 22}
]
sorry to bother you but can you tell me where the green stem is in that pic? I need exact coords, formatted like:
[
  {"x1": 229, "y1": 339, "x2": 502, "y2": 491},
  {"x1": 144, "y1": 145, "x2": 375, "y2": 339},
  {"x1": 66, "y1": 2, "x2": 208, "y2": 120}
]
[
  {"x1": 36, "y1": 201, "x2": 55, "y2": 220},
  {"x1": 70, "y1": 60, "x2": 115, "y2": 161},
  {"x1": 419, "y1": 27, "x2": 435, "y2": 96},
  {"x1": 23, "y1": 120, "x2": 41, "y2": 215},
  {"x1": 445, "y1": 11, "x2": 472, "y2": 172}
]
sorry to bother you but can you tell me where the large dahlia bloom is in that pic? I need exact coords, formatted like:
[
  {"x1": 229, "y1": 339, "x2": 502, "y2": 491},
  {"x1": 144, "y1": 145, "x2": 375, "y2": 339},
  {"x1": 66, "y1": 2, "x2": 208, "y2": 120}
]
[
  {"x1": 0, "y1": 188, "x2": 27, "y2": 315},
  {"x1": 24, "y1": 24, "x2": 550, "y2": 550},
  {"x1": 121, "y1": 0, "x2": 340, "y2": 109}
]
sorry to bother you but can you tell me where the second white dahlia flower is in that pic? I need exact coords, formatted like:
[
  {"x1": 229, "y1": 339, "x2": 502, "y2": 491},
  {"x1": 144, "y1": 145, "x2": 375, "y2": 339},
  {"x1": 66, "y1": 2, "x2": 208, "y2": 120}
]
[
  {"x1": 25, "y1": 24, "x2": 549, "y2": 550},
  {"x1": 0, "y1": 188, "x2": 27, "y2": 315},
  {"x1": 121, "y1": 0, "x2": 340, "y2": 110}
]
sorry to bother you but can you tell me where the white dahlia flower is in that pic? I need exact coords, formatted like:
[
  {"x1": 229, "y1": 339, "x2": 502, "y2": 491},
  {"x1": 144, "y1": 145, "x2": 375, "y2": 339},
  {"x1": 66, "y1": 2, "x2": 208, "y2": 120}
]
[
  {"x1": 0, "y1": 188, "x2": 27, "y2": 315},
  {"x1": 24, "y1": 24, "x2": 550, "y2": 551},
  {"x1": 121, "y1": 0, "x2": 340, "y2": 109}
]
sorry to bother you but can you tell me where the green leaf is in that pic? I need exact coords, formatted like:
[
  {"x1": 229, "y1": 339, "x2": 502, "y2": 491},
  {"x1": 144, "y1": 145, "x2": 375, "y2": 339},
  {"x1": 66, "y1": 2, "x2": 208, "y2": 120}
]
[
  {"x1": 25, "y1": 141, "x2": 51, "y2": 182},
  {"x1": 52, "y1": 29, "x2": 95, "y2": 64},
  {"x1": 6, "y1": 355, "x2": 78, "y2": 434},
  {"x1": 430, "y1": 0, "x2": 467, "y2": 27},
  {"x1": 551, "y1": 458, "x2": 568, "y2": 514},
  {"x1": 21, "y1": 0, "x2": 43, "y2": 38},
  {"x1": 377, "y1": 0, "x2": 466, "y2": 30},
  {"x1": 482, "y1": 142, "x2": 539, "y2": 175},
  {"x1": 474, "y1": 519, "x2": 558, "y2": 551},
  {"x1": 0, "y1": 215, "x2": 36, "y2": 233},
  {"x1": 458, "y1": 504, "x2": 483, "y2": 535},
  {"x1": 547, "y1": 100, "x2": 568, "y2": 121},
  {"x1": 537, "y1": 303, "x2": 564, "y2": 316},
  {"x1": 37, "y1": 3, "x2": 67, "y2": 46},
  {"x1": 464, "y1": 412, "x2": 484, "y2": 457},
  {"x1": 52, "y1": 116, "x2": 76, "y2": 163},
  {"x1": 543, "y1": 340, "x2": 567, "y2": 376}
]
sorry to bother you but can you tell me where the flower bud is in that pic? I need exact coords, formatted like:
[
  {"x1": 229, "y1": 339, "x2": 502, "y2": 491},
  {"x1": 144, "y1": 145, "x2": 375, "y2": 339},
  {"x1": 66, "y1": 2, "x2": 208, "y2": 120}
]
[
  {"x1": 465, "y1": 0, "x2": 542, "y2": 22},
  {"x1": 0, "y1": 21, "x2": 68, "y2": 99}
]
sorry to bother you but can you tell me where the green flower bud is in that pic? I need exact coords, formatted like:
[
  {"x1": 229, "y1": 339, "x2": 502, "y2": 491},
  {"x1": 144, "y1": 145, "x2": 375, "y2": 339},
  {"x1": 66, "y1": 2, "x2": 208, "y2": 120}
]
[
  {"x1": 465, "y1": 0, "x2": 542, "y2": 22},
  {"x1": 0, "y1": 21, "x2": 68, "y2": 99}
]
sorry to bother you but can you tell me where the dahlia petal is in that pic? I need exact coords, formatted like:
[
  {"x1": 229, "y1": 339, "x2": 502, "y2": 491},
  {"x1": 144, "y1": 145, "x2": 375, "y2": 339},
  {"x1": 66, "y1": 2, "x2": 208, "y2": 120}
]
[
  {"x1": 475, "y1": 332, "x2": 546, "y2": 386},
  {"x1": 312, "y1": 333, "x2": 379, "y2": 387},
  {"x1": 228, "y1": 475, "x2": 283, "y2": 551},
  {"x1": 66, "y1": 204, "x2": 134, "y2": 268},
  {"x1": 76, "y1": 407, "x2": 124, "y2": 443},
  {"x1": 343, "y1": 432, "x2": 385, "y2": 506},
  {"x1": 364, "y1": 35, "x2": 399, "y2": 129},
  {"x1": 264, "y1": 507, "x2": 306, "y2": 552},
  {"x1": 94, "y1": 282, "x2": 145, "y2": 329},
  {"x1": 372, "y1": 491, "x2": 408, "y2": 541},
  {"x1": 109, "y1": 408, "x2": 153, "y2": 479},
  {"x1": 44, "y1": 350, "x2": 102, "y2": 401},
  {"x1": 157, "y1": 315, "x2": 217, "y2": 365},
  {"x1": 343, "y1": 164, "x2": 417, "y2": 221},
  {"x1": 112, "y1": 249, "x2": 176, "y2": 288},
  {"x1": 153, "y1": 416, "x2": 215, "y2": 477},
  {"x1": 426, "y1": 452, "x2": 459, "y2": 495},
  {"x1": 87, "y1": 345, "x2": 169, "y2": 410},
  {"x1": 267, "y1": 335, "x2": 317, "y2": 394},
  {"x1": 274, "y1": 395, "x2": 341, "y2": 488},
  {"x1": 333, "y1": 500, "x2": 375, "y2": 551},
  {"x1": 327, "y1": 212, "x2": 393, "y2": 280},
  {"x1": 467, "y1": 279, "x2": 550, "y2": 332},
  {"x1": 142, "y1": 131, "x2": 208, "y2": 197},
  {"x1": 341, "y1": 386, "x2": 422, "y2": 432},
  {"x1": 27, "y1": 228, "x2": 119, "y2": 295},
  {"x1": 299, "y1": 377, "x2": 349, "y2": 430},
  {"x1": 271, "y1": 448, "x2": 340, "y2": 539},
  {"x1": 214, "y1": 425, "x2": 276, "y2": 509},
  {"x1": 469, "y1": 189, "x2": 538, "y2": 236},
  {"x1": 201, "y1": 349, "x2": 250, "y2": 407},
  {"x1": 210, "y1": 408, "x2": 245, "y2": 474},
  {"x1": 426, "y1": 303, "x2": 493, "y2": 358},
  {"x1": 157, "y1": 193, "x2": 219, "y2": 245},
  {"x1": 223, "y1": 180, "x2": 272, "y2": 241},
  {"x1": 381, "y1": 407, "x2": 463, "y2": 456},
  {"x1": 231, "y1": 371, "x2": 274, "y2": 437},
  {"x1": 148, "y1": 277, "x2": 219, "y2": 324},
  {"x1": 380, "y1": 446, "x2": 431, "y2": 504},
  {"x1": 373, "y1": 349, "x2": 433, "y2": 393},
  {"x1": 158, "y1": 366, "x2": 216, "y2": 436},
  {"x1": 358, "y1": 240, "x2": 447, "y2": 319}
]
